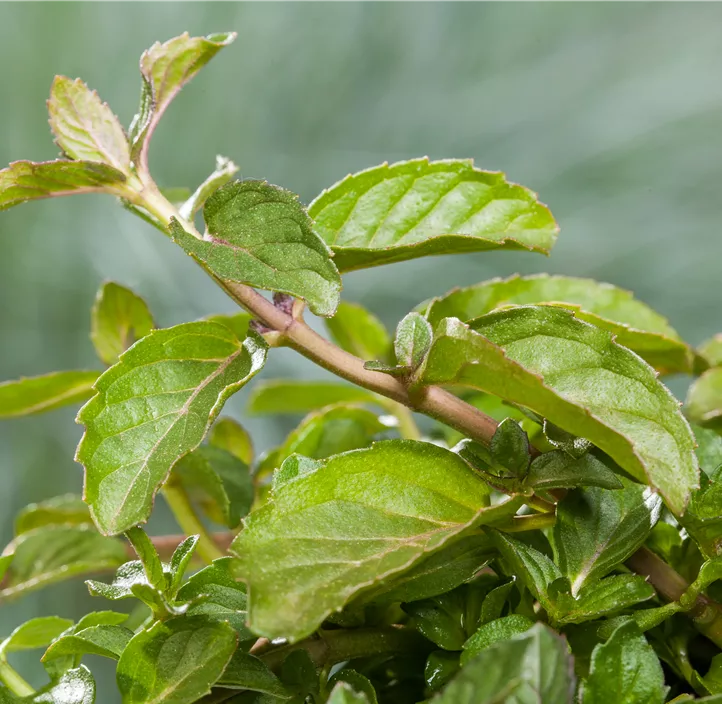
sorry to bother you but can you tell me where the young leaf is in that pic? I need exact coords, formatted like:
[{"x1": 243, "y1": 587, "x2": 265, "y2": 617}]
[
  {"x1": 581, "y1": 621, "x2": 667, "y2": 703},
  {"x1": 116, "y1": 615, "x2": 237, "y2": 704},
  {"x1": 394, "y1": 313, "x2": 432, "y2": 370},
  {"x1": 209, "y1": 417, "x2": 254, "y2": 465},
  {"x1": 700, "y1": 335, "x2": 722, "y2": 367},
  {"x1": 325, "y1": 301, "x2": 392, "y2": 362},
  {"x1": 48, "y1": 77, "x2": 130, "y2": 173},
  {"x1": 461, "y1": 614, "x2": 534, "y2": 665},
  {"x1": 232, "y1": 441, "x2": 522, "y2": 642},
  {"x1": 0, "y1": 617, "x2": 74, "y2": 656},
  {"x1": 424, "y1": 274, "x2": 695, "y2": 374},
  {"x1": 15, "y1": 494, "x2": 91, "y2": 534},
  {"x1": 525, "y1": 451, "x2": 623, "y2": 491},
  {"x1": 681, "y1": 466, "x2": 722, "y2": 558},
  {"x1": 0, "y1": 525, "x2": 127, "y2": 602},
  {"x1": 90, "y1": 282, "x2": 154, "y2": 365},
  {"x1": 172, "y1": 445, "x2": 254, "y2": 529},
  {"x1": 247, "y1": 381, "x2": 377, "y2": 416},
  {"x1": 687, "y1": 368, "x2": 722, "y2": 432},
  {"x1": 205, "y1": 313, "x2": 253, "y2": 342},
  {"x1": 490, "y1": 418, "x2": 531, "y2": 477},
  {"x1": 0, "y1": 371, "x2": 100, "y2": 419},
  {"x1": 170, "y1": 181, "x2": 342, "y2": 317},
  {"x1": 86, "y1": 560, "x2": 149, "y2": 601},
  {"x1": 430, "y1": 623, "x2": 575, "y2": 703},
  {"x1": 125, "y1": 526, "x2": 165, "y2": 591},
  {"x1": 416, "y1": 306, "x2": 698, "y2": 515},
  {"x1": 42, "y1": 624, "x2": 133, "y2": 663},
  {"x1": 168, "y1": 536, "x2": 200, "y2": 596},
  {"x1": 0, "y1": 160, "x2": 127, "y2": 211},
  {"x1": 76, "y1": 322, "x2": 267, "y2": 535},
  {"x1": 553, "y1": 483, "x2": 661, "y2": 595},
  {"x1": 308, "y1": 158, "x2": 558, "y2": 272},
  {"x1": 327, "y1": 682, "x2": 371, "y2": 703},
  {"x1": 131, "y1": 32, "x2": 237, "y2": 160},
  {"x1": 217, "y1": 651, "x2": 291, "y2": 698},
  {"x1": 29, "y1": 665, "x2": 95, "y2": 704}
]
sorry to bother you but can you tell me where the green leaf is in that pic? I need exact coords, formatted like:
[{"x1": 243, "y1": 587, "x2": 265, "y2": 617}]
[
  {"x1": 526, "y1": 451, "x2": 623, "y2": 491},
  {"x1": 116, "y1": 615, "x2": 237, "y2": 704},
  {"x1": 479, "y1": 580, "x2": 515, "y2": 625},
  {"x1": 0, "y1": 525, "x2": 127, "y2": 602},
  {"x1": 308, "y1": 158, "x2": 558, "y2": 272},
  {"x1": 0, "y1": 160, "x2": 127, "y2": 211},
  {"x1": 15, "y1": 494, "x2": 91, "y2": 534},
  {"x1": 209, "y1": 417, "x2": 254, "y2": 465},
  {"x1": 176, "y1": 557, "x2": 253, "y2": 642},
  {"x1": 90, "y1": 282, "x2": 154, "y2": 366},
  {"x1": 86, "y1": 560, "x2": 149, "y2": 601},
  {"x1": 325, "y1": 301, "x2": 391, "y2": 362},
  {"x1": 0, "y1": 617, "x2": 73, "y2": 656},
  {"x1": 48, "y1": 76, "x2": 130, "y2": 173},
  {"x1": 425, "y1": 652, "x2": 460, "y2": 694},
  {"x1": 693, "y1": 424, "x2": 722, "y2": 474},
  {"x1": 170, "y1": 181, "x2": 341, "y2": 317},
  {"x1": 125, "y1": 527, "x2": 165, "y2": 591},
  {"x1": 424, "y1": 274, "x2": 694, "y2": 374},
  {"x1": 416, "y1": 306, "x2": 698, "y2": 514},
  {"x1": 326, "y1": 683, "x2": 370, "y2": 704},
  {"x1": 179, "y1": 155, "x2": 240, "y2": 221},
  {"x1": 168, "y1": 536, "x2": 200, "y2": 596},
  {"x1": 76, "y1": 322, "x2": 267, "y2": 535},
  {"x1": 217, "y1": 652, "x2": 291, "y2": 698},
  {"x1": 430, "y1": 623, "x2": 575, "y2": 703},
  {"x1": 42, "y1": 624, "x2": 133, "y2": 663},
  {"x1": 681, "y1": 467, "x2": 722, "y2": 558},
  {"x1": 461, "y1": 615, "x2": 534, "y2": 665},
  {"x1": 0, "y1": 371, "x2": 100, "y2": 419},
  {"x1": 393, "y1": 312, "x2": 432, "y2": 370},
  {"x1": 29, "y1": 665, "x2": 95, "y2": 704},
  {"x1": 232, "y1": 440, "x2": 522, "y2": 642},
  {"x1": 205, "y1": 313, "x2": 253, "y2": 342},
  {"x1": 247, "y1": 381, "x2": 377, "y2": 416},
  {"x1": 130, "y1": 32, "x2": 237, "y2": 160},
  {"x1": 490, "y1": 418, "x2": 530, "y2": 477},
  {"x1": 700, "y1": 335, "x2": 722, "y2": 367},
  {"x1": 173, "y1": 445, "x2": 254, "y2": 529},
  {"x1": 327, "y1": 671, "x2": 377, "y2": 704},
  {"x1": 404, "y1": 592, "x2": 468, "y2": 651},
  {"x1": 553, "y1": 483, "x2": 661, "y2": 595},
  {"x1": 582, "y1": 621, "x2": 666, "y2": 704},
  {"x1": 687, "y1": 368, "x2": 722, "y2": 432}
]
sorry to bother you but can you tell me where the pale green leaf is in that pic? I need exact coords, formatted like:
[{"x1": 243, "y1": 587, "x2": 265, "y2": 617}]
[
  {"x1": 76, "y1": 322, "x2": 266, "y2": 535},
  {"x1": 209, "y1": 417, "x2": 254, "y2": 465},
  {"x1": 30, "y1": 665, "x2": 95, "y2": 704},
  {"x1": 308, "y1": 158, "x2": 558, "y2": 272},
  {"x1": 0, "y1": 160, "x2": 126, "y2": 211},
  {"x1": 0, "y1": 617, "x2": 73, "y2": 656},
  {"x1": 232, "y1": 440, "x2": 520, "y2": 642},
  {"x1": 42, "y1": 624, "x2": 133, "y2": 663},
  {"x1": 205, "y1": 313, "x2": 253, "y2": 342},
  {"x1": 247, "y1": 381, "x2": 377, "y2": 416},
  {"x1": 687, "y1": 368, "x2": 722, "y2": 432},
  {"x1": 48, "y1": 76, "x2": 130, "y2": 172},
  {"x1": 554, "y1": 483, "x2": 661, "y2": 595},
  {"x1": 417, "y1": 306, "x2": 698, "y2": 514},
  {"x1": 170, "y1": 181, "x2": 341, "y2": 317},
  {"x1": 424, "y1": 274, "x2": 694, "y2": 374},
  {"x1": 0, "y1": 371, "x2": 100, "y2": 419},
  {"x1": 91, "y1": 282, "x2": 154, "y2": 365},
  {"x1": 327, "y1": 683, "x2": 370, "y2": 704},
  {"x1": 116, "y1": 616, "x2": 237, "y2": 704},
  {"x1": 394, "y1": 312, "x2": 432, "y2": 370},
  {"x1": 15, "y1": 494, "x2": 91, "y2": 534},
  {"x1": 700, "y1": 335, "x2": 722, "y2": 368},
  {"x1": 325, "y1": 301, "x2": 391, "y2": 362}
]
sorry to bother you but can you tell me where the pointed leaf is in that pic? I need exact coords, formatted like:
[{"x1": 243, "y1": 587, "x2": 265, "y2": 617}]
[
  {"x1": 91, "y1": 282, "x2": 154, "y2": 365},
  {"x1": 553, "y1": 483, "x2": 661, "y2": 595},
  {"x1": 687, "y1": 368, "x2": 722, "y2": 432},
  {"x1": 218, "y1": 652, "x2": 291, "y2": 698},
  {"x1": 417, "y1": 306, "x2": 698, "y2": 514},
  {"x1": 490, "y1": 418, "x2": 530, "y2": 477},
  {"x1": 76, "y1": 322, "x2": 267, "y2": 535},
  {"x1": 209, "y1": 417, "x2": 253, "y2": 465},
  {"x1": 424, "y1": 274, "x2": 694, "y2": 374},
  {"x1": 169, "y1": 536, "x2": 200, "y2": 595},
  {"x1": 170, "y1": 181, "x2": 341, "y2": 317},
  {"x1": 308, "y1": 158, "x2": 558, "y2": 272},
  {"x1": 29, "y1": 665, "x2": 95, "y2": 704},
  {"x1": 526, "y1": 451, "x2": 622, "y2": 491},
  {"x1": 42, "y1": 624, "x2": 133, "y2": 663},
  {"x1": 394, "y1": 313, "x2": 432, "y2": 370},
  {"x1": 325, "y1": 301, "x2": 391, "y2": 362},
  {"x1": 125, "y1": 526, "x2": 165, "y2": 590},
  {"x1": 461, "y1": 615, "x2": 534, "y2": 665},
  {"x1": 0, "y1": 617, "x2": 73, "y2": 656},
  {"x1": 0, "y1": 371, "x2": 100, "y2": 419},
  {"x1": 247, "y1": 381, "x2": 376, "y2": 416},
  {"x1": 582, "y1": 621, "x2": 666, "y2": 704},
  {"x1": 0, "y1": 159, "x2": 127, "y2": 211},
  {"x1": 15, "y1": 494, "x2": 91, "y2": 534},
  {"x1": 232, "y1": 440, "x2": 521, "y2": 642},
  {"x1": 86, "y1": 560, "x2": 148, "y2": 601},
  {"x1": 116, "y1": 615, "x2": 237, "y2": 704},
  {"x1": 48, "y1": 76, "x2": 130, "y2": 172}
]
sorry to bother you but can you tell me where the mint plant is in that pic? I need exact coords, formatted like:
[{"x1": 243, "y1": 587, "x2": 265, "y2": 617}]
[{"x1": 2, "y1": 31, "x2": 722, "y2": 703}]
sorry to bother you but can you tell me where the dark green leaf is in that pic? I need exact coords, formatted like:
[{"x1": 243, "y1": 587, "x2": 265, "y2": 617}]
[
  {"x1": 209, "y1": 417, "x2": 254, "y2": 465},
  {"x1": 461, "y1": 615, "x2": 534, "y2": 665},
  {"x1": 687, "y1": 368, "x2": 722, "y2": 432},
  {"x1": 42, "y1": 624, "x2": 133, "y2": 663},
  {"x1": 172, "y1": 445, "x2": 254, "y2": 529},
  {"x1": 479, "y1": 580, "x2": 515, "y2": 625},
  {"x1": 424, "y1": 274, "x2": 694, "y2": 374},
  {"x1": 308, "y1": 158, "x2": 558, "y2": 272},
  {"x1": 0, "y1": 525, "x2": 127, "y2": 602},
  {"x1": 394, "y1": 313, "x2": 431, "y2": 370},
  {"x1": 425, "y1": 652, "x2": 460, "y2": 693},
  {"x1": 553, "y1": 483, "x2": 661, "y2": 594},
  {"x1": 90, "y1": 282, "x2": 154, "y2": 365},
  {"x1": 76, "y1": 322, "x2": 267, "y2": 535},
  {"x1": 0, "y1": 617, "x2": 73, "y2": 655},
  {"x1": 325, "y1": 301, "x2": 391, "y2": 362},
  {"x1": 15, "y1": 494, "x2": 91, "y2": 534},
  {"x1": 326, "y1": 683, "x2": 370, "y2": 704},
  {"x1": 170, "y1": 181, "x2": 341, "y2": 317},
  {"x1": 217, "y1": 652, "x2": 290, "y2": 698},
  {"x1": 48, "y1": 76, "x2": 130, "y2": 173},
  {"x1": 417, "y1": 306, "x2": 698, "y2": 514},
  {"x1": 0, "y1": 371, "x2": 100, "y2": 419},
  {"x1": 29, "y1": 665, "x2": 95, "y2": 704},
  {"x1": 280, "y1": 651, "x2": 317, "y2": 699},
  {"x1": 581, "y1": 621, "x2": 666, "y2": 704},
  {"x1": 490, "y1": 418, "x2": 530, "y2": 477},
  {"x1": 232, "y1": 441, "x2": 521, "y2": 642},
  {"x1": 430, "y1": 623, "x2": 575, "y2": 703},
  {"x1": 0, "y1": 160, "x2": 127, "y2": 211},
  {"x1": 404, "y1": 592, "x2": 468, "y2": 651},
  {"x1": 327, "y1": 671, "x2": 377, "y2": 704},
  {"x1": 247, "y1": 381, "x2": 377, "y2": 416},
  {"x1": 116, "y1": 616, "x2": 237, "y2": 704},
  {"x1": 526, "y1": 451, "x2": 623, "y2": 491}
]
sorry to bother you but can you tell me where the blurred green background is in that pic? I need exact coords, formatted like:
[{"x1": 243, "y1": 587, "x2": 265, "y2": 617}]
[{"x1": 1, "y1": 2, "x2": 721, "y2": 698}]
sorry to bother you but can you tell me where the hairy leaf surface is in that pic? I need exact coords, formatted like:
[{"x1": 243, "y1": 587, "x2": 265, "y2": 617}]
[{"x1": 0, "y1": 371, "x2": 100, "y2": 419}]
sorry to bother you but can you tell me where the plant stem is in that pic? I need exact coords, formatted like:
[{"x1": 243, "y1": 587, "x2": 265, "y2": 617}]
[
  {"x1": 162, "y1": 483, "x2": 225, "y2": 564},
  {"x1": 0, "y1": 658, "x2": 34, "y2": 698}
]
